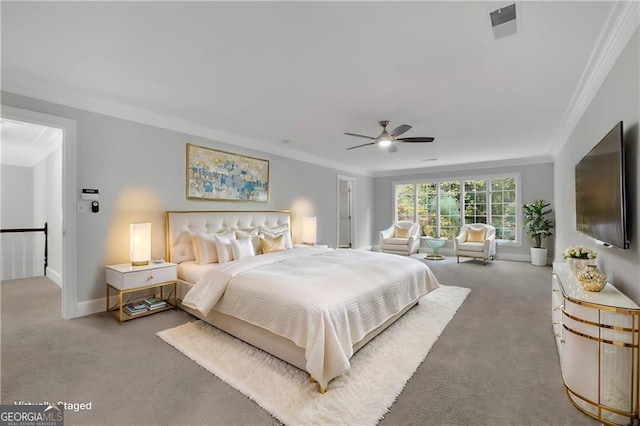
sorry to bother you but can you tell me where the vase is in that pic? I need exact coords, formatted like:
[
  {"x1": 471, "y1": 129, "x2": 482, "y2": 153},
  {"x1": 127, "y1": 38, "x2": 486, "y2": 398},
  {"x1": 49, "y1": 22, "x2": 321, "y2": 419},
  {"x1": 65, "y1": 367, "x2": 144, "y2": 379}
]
[
  {"x1": 577, "y1": 265, "x2": 607, "y2": 292},
  {"x1": 567, "y1": 258, "x2": 590, "y2": 276}
]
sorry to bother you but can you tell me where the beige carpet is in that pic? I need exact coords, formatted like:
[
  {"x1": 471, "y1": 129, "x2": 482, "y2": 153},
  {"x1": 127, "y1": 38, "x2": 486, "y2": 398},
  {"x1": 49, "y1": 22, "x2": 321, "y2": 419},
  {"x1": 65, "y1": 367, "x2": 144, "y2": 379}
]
[{"x1": 157, "y1": 285, "x2": 470, "y2": 425}]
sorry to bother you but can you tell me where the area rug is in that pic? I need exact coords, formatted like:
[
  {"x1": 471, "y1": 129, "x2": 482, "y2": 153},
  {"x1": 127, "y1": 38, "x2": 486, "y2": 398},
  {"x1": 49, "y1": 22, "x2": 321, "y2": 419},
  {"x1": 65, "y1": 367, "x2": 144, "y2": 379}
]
[{"x1": 157, "y1": 285, "x2": 470, "y2": 425}]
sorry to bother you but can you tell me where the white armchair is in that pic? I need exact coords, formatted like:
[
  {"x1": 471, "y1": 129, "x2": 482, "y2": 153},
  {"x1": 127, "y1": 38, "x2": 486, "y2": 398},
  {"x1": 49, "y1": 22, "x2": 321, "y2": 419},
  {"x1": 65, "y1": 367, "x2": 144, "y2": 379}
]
[
  {"x1": 379, "y1": 221, "x2": 421, "y2": 256},
  {"x1": 454, "y1": 223, "x2": 496, "y2": 266}
]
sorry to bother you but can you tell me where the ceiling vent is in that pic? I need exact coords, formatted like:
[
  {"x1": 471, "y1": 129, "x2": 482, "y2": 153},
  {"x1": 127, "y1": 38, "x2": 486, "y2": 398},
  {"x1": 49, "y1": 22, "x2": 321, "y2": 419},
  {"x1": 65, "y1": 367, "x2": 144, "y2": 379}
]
[{"x1": 490, "y1": 3, "x2": 517, "y2": 40}]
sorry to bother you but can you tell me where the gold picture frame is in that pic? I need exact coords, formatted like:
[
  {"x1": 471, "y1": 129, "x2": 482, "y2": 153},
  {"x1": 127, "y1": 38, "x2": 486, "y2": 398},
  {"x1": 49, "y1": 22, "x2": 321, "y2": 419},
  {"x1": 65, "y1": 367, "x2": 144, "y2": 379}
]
[{"x1": 186, "y1": 143, "x2": 269, "y2": 202}]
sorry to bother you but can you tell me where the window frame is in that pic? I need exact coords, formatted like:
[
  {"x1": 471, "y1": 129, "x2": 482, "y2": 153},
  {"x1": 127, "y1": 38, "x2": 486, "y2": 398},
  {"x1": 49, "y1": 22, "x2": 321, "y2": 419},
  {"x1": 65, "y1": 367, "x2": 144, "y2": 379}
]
[{"x1": 392, "y1": 173, "x2": 522, "y2": 246}]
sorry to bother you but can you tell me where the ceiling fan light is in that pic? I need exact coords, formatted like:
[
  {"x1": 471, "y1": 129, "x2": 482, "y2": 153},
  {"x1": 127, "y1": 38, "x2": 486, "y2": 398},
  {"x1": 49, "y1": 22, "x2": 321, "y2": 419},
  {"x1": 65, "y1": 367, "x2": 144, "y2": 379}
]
[{"x1": 378, "y1": 139, "x2": 392, "y2": 147}]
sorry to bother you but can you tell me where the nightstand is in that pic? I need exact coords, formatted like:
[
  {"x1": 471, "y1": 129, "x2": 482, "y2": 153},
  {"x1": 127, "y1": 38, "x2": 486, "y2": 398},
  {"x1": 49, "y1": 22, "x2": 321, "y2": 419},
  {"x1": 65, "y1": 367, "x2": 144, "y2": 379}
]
[{"x1": 106, "y1": 262, "x2": 178, "y2": 323}]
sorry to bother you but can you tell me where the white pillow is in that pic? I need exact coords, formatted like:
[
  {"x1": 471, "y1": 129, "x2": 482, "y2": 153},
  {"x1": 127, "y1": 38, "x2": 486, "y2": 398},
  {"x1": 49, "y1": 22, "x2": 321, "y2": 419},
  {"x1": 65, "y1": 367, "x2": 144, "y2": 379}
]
[
  {"x1": 213, "y1": 235, "x2": 235, "y2": 264},
  {"x1": 235, "y1": 228, "x2": 262, "y2": 254},
  {"x1": 190, "y1": 233, "x2": 203, "y2": 264},
  {"x1": 230, "y1": 238, "x2": 255, "y2": 260},
  {"x1": 260, "y1": 224, "x2": 293, "y2": 249},
  {"x1": 176, "y1": 231, "x2": 196, "y2": 262},
  {"x1": 192, "y1": 233, "x2": 217, "y2": 264},
  {"x1": 192, "y1": 231, "x2": 235, "y2": 264}
]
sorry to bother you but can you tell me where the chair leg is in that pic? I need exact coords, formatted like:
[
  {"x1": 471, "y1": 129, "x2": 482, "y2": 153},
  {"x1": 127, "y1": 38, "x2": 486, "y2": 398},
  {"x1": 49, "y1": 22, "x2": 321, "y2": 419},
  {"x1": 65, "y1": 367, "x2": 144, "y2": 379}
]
[{"x1": 457, "y1": 256, "x2": 459, "y2": 263}]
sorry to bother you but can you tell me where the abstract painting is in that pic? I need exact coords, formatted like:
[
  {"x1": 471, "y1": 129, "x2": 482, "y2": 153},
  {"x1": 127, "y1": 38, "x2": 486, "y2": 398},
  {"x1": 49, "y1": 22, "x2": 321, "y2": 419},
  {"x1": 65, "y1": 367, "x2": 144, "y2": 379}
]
[{"x1": 186, "y1": 143, "x2": 269, "y2": 201}]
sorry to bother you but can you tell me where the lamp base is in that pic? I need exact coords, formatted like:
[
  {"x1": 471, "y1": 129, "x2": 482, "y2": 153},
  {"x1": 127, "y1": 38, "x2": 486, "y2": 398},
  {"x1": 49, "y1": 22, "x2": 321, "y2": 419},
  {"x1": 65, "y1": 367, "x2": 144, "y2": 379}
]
[{"x1": 131, "y1": 260, "x2": 149, "y2": 266}]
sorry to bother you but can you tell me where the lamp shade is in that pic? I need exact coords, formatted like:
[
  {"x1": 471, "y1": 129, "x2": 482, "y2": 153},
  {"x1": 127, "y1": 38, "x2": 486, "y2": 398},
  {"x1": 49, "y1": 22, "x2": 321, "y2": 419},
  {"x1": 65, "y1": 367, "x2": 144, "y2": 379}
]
[
  {"x1": 302, "y1": 217, "x2": 317, "y2": 245},
  {"x1": 130, "y1": 222, "x2": 151, "y2": 266}
]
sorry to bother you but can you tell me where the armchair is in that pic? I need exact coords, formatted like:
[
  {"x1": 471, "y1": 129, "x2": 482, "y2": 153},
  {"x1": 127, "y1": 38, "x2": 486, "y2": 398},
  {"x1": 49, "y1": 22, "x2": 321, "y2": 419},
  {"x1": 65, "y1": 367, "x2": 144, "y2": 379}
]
[
  {"x1": 379, "y1": 221, "x2": 420, "y2": 256},
  {"x1": 454, "y1": 223, "x2": 496, "y2": 266}
]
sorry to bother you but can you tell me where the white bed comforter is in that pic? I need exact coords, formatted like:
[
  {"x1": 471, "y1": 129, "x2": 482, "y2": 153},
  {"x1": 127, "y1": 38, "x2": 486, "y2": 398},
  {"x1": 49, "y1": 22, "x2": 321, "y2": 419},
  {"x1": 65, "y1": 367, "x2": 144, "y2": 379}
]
[{"x1": 182, "y1": 247, "x2": 440, "y2": 389}]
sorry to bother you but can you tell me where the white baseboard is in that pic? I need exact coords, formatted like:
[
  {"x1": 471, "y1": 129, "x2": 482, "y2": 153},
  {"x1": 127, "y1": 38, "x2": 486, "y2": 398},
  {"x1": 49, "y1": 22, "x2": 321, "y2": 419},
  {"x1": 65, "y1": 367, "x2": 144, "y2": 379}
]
[
  {"x1": 495, "y1": 253, "x2": 532, "y2": 262},
  {"x1": 45, "y1": 267, "x2": 62, "y2": 287},
  {"x1": 75, "y1": 297, "x2": 108, "y2": 318}
]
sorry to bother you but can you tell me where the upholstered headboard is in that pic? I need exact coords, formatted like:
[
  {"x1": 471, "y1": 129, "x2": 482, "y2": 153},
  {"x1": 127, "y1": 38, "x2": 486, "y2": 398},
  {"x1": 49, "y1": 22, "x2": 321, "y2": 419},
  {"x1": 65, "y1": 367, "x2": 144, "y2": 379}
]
[{"x1": 164, "y1": 210, "x2": 292, "y2": 264}]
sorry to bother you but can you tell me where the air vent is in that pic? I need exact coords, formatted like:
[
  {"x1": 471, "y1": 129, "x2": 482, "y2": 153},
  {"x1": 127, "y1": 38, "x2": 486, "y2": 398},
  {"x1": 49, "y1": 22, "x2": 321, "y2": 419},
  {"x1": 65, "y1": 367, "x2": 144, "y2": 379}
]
[{"x1": 490, "y1": 3, "x2": 517, "y2": 39}]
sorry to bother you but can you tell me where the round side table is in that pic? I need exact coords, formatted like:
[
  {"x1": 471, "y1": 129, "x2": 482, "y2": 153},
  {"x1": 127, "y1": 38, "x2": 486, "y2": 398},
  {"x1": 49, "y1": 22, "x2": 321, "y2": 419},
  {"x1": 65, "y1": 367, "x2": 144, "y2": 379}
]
[{"x1": 422, "y1": 237, "x2": 447, "y2": 260}]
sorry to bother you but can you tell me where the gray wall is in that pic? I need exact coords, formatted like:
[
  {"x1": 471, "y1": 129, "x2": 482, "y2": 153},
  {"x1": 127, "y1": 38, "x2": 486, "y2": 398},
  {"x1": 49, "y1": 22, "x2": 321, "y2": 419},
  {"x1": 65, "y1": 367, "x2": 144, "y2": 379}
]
[
  {"x1": 1, "y1": 92, "x2": 374, "y2": 304},
  {"x1": 33, "y1": 146, "x2": 63, "y2": 284},
  {"x1": 554, "y1": 29, "x2": 640, "y2": 302},
  {"x1": 373, "y1": 162, "x2": 555, "y2": 260}
]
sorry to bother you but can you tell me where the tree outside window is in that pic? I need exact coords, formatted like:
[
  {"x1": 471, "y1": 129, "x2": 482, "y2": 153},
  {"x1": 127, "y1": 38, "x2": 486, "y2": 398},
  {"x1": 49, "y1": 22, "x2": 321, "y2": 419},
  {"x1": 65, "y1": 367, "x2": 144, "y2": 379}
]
[
  {"x1": 464, "y1": 179, "x2": 488, "y2": 224},
  {"x1": 395, "y1": 184, "x2": 415, "y2": 221},
  {"x1": 491, "y1": 177, "x2": 517, "y2": 240},
  {"x1": 417, "y1": 183, "x2": 437, "y2": 236},
  {"x1": 439, "y1": 181, "x2": 461, "y2": 239}
]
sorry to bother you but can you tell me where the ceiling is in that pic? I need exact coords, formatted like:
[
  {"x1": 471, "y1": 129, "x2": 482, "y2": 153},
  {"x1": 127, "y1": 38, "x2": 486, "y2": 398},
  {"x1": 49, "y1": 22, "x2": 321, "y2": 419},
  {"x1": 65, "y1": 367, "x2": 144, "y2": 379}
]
[
  {"x1": 0, "y1": 1, "x2": 630, "y2": 176},
  {"x1": 0, "y1": 119, "x2": 62, "y2": 167}
]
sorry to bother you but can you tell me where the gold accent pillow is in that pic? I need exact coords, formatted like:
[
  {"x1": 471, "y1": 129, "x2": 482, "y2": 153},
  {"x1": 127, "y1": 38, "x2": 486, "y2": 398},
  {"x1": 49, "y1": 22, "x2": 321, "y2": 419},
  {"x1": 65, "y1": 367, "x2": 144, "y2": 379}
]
[
  {"x1": 260, "y1": 235, "x2": 286, "y2": 254},
  {"x1": 465, "y1": 228, "x2": 487, "y2": 243},
  {"x1": 395, "y1": 226, "x2": 411, "y2": 238}
]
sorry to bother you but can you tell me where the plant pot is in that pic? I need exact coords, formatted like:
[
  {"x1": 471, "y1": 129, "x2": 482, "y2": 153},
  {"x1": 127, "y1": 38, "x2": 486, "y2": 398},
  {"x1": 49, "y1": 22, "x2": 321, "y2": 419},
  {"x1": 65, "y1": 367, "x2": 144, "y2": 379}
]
[{"x1": 530, "y1": 247, "x2": 547, "y2": 266}]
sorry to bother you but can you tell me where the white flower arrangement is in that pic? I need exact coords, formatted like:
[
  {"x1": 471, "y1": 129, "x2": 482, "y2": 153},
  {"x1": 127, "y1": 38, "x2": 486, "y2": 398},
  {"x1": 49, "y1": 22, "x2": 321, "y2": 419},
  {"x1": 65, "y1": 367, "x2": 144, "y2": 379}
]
[{"x1": 562, "y1": 245, "x2": 597, "y2": 259}]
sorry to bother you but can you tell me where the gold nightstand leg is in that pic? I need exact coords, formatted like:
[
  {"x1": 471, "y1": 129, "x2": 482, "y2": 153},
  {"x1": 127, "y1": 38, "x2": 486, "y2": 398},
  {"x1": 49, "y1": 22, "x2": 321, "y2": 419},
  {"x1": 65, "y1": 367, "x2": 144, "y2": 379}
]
[{"x1": 118, "y1": 291, "x2": 123, "y2": 324}]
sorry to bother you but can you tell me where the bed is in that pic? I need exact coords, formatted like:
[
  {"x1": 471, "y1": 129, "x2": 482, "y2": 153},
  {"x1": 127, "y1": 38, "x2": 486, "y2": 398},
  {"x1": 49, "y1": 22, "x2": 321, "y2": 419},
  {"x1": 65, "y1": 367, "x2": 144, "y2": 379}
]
[{"x1": 165, "y1": 210, "x2": 440, "y2": 392}]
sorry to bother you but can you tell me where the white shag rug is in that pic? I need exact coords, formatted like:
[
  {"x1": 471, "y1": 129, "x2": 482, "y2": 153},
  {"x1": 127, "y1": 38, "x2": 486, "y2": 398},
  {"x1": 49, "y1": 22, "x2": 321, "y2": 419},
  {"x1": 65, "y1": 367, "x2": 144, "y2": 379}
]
[{"x1": 157, "y1": 285, "x2": 470, "y2": 425}]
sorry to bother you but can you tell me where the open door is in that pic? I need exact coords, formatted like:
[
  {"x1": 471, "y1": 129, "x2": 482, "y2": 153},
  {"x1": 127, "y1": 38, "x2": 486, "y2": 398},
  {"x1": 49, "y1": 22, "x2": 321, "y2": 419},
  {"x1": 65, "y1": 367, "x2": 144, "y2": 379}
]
[{"x1": 337, "y1": 176, "x2": 354, "y2": 249}]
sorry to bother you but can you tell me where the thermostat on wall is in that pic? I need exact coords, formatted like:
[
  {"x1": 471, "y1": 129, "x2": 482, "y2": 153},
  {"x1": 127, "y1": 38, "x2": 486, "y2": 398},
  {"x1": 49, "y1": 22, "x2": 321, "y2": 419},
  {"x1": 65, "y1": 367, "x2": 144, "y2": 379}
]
[{"x1": 82, "y1": 188, "x2": 99, "y2": 200}]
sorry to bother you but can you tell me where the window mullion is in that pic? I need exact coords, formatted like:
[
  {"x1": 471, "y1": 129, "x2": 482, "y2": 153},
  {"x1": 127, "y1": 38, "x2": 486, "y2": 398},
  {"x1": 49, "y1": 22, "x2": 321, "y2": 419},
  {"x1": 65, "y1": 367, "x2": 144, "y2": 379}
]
[
  {"x1": 436, "y1": 182, "x2": 440, "y2": 238},
  {"x1": 488, "y1": 180, "x2": 493, "y2": 230},
  {"x1": 414, "y1": 184, "x2": 419, "y2": 223}
]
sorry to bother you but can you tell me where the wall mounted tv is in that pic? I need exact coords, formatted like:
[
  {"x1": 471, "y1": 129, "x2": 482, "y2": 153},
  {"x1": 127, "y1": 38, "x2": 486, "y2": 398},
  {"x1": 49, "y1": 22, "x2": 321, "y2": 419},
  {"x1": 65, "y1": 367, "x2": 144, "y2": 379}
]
[{"x1": 575, "y1": 121, "x2": 629, "y2": 249}]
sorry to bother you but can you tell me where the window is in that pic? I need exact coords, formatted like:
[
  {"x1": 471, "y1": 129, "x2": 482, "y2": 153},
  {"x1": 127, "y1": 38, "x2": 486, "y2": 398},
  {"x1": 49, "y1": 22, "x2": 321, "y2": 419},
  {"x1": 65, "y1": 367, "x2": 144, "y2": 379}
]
[
  {"x1": 439, "y1": 181, "x2": 461, "y2": 239},
  {"x1": 490, "y1": 177, "x2": 517, "y2": 241},
  {"x1": 395, "y1": 184, "x2": 415, "y2": 221},
  {"x1": 464, "y1": 179, "x2": 488, "y2": 225},
  {"x1": 394, "y1": 175, "x2": 519, "y2": 243},
  {"x1": 417, "y1": 183, "x2": 437, "y2": 237}
]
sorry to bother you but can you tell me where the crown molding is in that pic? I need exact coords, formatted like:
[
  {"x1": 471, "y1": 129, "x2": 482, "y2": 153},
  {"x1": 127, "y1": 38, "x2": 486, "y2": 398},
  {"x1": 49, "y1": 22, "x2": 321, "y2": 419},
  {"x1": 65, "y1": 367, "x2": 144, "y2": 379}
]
[
  {"x1": 372, "y1": 155, "x2": 554, "y2": 178},
  {"x1": 1, "y1": 73, "x2": 374, "y2": 177},
  {"x1": 551, "y1": 0, "x2": 640, "y2": 158}
]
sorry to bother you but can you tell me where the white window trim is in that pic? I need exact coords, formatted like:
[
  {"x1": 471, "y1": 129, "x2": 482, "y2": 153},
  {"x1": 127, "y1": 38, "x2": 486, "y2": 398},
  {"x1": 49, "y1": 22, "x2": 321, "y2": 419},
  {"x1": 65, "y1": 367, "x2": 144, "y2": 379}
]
[{"x1": 392, "y1": 173, "x2": 522, "y2": 246}]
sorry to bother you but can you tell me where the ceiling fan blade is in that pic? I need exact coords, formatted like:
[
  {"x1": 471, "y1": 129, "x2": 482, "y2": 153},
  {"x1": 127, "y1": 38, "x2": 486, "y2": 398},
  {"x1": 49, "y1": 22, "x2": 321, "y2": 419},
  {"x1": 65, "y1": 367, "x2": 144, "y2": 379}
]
[
  {"x1": 344, "y1": 132, "x2": 376, "y2": 140},
  {"x1": 388, "y1": 124, "x2": 412, "y2": 138},
  {"x1": 346, "y1": 142, "x2": 376, "y2": 150},
  {"x1": 386, "y1": 143, "x2": 398, "y2": 153},
  {"x1": 396, "y1": 137, "x2": 435, "y2": 143}
]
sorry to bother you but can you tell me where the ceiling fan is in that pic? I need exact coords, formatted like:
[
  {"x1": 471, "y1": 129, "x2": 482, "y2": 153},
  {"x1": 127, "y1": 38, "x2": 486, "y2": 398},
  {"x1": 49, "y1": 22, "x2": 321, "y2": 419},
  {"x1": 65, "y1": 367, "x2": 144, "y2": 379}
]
[{"x1": 344, "y1": 120, "x2": 435, "y2": 153}]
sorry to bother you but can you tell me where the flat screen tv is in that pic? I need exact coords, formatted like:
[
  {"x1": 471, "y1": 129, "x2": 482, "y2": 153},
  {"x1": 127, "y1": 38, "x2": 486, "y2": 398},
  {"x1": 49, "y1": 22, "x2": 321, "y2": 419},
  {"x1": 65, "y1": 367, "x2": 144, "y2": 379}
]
[{"x1": 575, "y1": 121, "x2": 629, "y2": 249}]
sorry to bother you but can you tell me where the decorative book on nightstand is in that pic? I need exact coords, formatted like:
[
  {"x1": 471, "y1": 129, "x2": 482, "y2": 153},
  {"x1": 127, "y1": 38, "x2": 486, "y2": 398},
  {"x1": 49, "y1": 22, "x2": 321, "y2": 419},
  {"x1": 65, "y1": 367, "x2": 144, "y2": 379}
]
[{"x1": 106, "y1": 262, "x2": 178, "y2": 323}]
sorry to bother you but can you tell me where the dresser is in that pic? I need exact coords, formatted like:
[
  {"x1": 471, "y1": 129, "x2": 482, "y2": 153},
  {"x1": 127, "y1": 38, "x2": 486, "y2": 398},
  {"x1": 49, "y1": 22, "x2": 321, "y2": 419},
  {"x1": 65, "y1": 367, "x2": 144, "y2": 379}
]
[{"x1": 552, "y1": 261, "x2": 639, "y2": 425}]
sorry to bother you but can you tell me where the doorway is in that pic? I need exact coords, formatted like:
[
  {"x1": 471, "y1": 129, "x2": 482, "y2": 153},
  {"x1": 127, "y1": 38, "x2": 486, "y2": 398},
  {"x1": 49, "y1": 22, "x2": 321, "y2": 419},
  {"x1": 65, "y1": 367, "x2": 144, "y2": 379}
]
[
  {"x1": 1, "y1": 105, "x2": 77, "y2": 319},
  {"x1": 337, "y1": 175, "x2": 355, "y2": 249}
]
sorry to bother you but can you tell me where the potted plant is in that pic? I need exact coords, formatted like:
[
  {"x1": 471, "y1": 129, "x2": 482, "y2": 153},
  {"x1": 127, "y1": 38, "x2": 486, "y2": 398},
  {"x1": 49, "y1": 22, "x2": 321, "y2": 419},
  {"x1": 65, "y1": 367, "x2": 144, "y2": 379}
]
[{"x1": 522, "y1": 200, "x2": 554, "y2": 266}]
